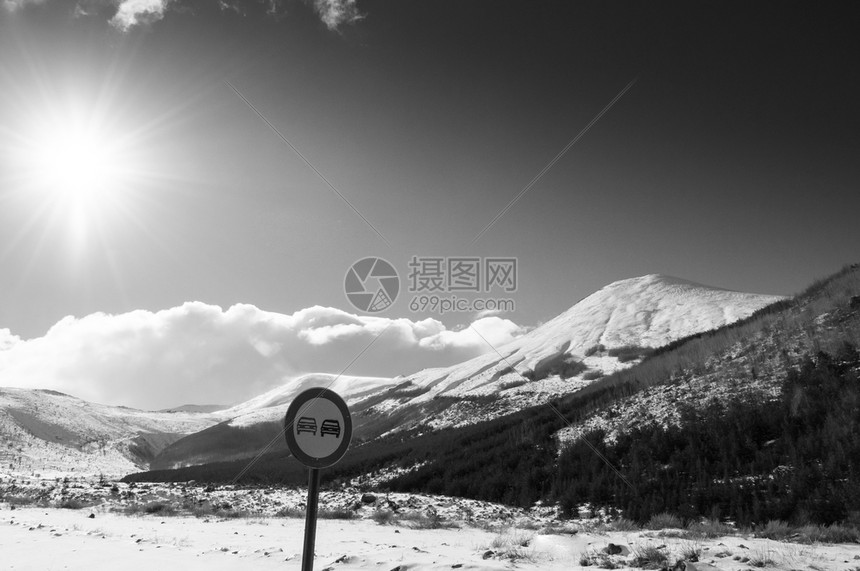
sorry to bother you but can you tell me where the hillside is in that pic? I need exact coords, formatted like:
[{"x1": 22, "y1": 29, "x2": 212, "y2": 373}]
[
  {"x1": 151, "y1": 373, "x2": 400, "y2": 469},
  {"x1": 149, "y1": 274, "x2": 780, "y2": 470},
  {"x1": 556, "y1": 264, "x2": 860, "y2": 445},
  {"x1": 126, "y1": 265, "x2": 860, "y2": 526},
  {"x1": 386, "y1": 264, "x2": 860, "y2": 523},
  {"x1": 0, "y1": 273, "x2": 787, "y2": 477},
  {"x1": 0, "y1": 389, "x2": 216, "y2": 477},
  {"x1": 364, "y1": 274, "x2": 783, "y2": 432},
  {"x1": 0, "y1": 373, "x2": 400, "y2": 476}
]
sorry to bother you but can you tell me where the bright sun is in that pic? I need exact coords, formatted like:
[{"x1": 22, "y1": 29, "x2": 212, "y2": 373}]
[
  {"x1": 8, "y1": 103, "x2": 148, "y2": 258},
  {"x1": 24, "y1": 123, "x2": 122, "y2": 209},
  {"x1": 4, "y1": 77, "x2": 165, "y2": 268}
]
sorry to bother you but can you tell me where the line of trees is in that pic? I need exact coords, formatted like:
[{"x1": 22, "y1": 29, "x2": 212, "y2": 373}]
[
  {"x1": 128, "y1": 344, "x2": 860, "y2": 526},
  {"x1": 551, "y1": 343, "x2": 860, "y2": 525}
]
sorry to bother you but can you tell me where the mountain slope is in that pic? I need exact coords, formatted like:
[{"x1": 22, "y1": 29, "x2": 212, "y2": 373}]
[
  {"x1": 379, "y1": 264, "x2": 860, "y2": 519},
  {"x1": 128, "y1": 265, "x2": 860, "y2": 528},
  {"x1": 555, "y1": 264, "x2": 860, "y2": 445},
  {"x1": 2, "y1": 273, "x2": 786, "y2": 476},
  {"x1": 151, "y1": 373, "x2": 401, "y2": 469},
  {"x1": 450, "y1": 273, "x2": 780, "y2": 374},
  {"x1": 356, "y1": 274, "x2": 783, "y2": 433},
  {"x1": 151, "y1": 274, "x2": 782, "y2": 469},
  {"x1": 0, "y1": 388, "x2": 217, "y2": 477},
  {"x1": 0, "y1": 373, "x2": 401, "y2": 475}
]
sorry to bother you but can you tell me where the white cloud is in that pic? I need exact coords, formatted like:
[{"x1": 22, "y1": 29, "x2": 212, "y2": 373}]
[
  {"x1": 309, "y1": 0, "x2": 362, "y2": 30},
  {"x1": 218, "y1": 0, "x2": 244, "y2": 16},
  {"x1": 2, "y1": 0, "x2": 45, "y2": 10},
  {"x1": 417, "y1": 317, "x2": 525, "y2": 353},
  {"x1": 0, "y1": 328, "x2": 21, "y2": 351},
  {"x1": 474, "y1": 308, "x2": 503, "y2": 319},
  {"x1": 0, "y1": 303, "x2": 525, "y2": 410},
  {"x1": 109, "y1": 0, "x2": 169, "y2": 31}
]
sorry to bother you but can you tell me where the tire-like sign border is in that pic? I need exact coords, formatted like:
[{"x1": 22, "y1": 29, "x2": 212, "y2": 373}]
[{"x1": 284, "y1": 387, "x2": 352, "y2": 469}]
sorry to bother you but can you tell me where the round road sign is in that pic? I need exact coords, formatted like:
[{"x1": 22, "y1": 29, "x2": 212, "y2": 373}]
[{"x1": 284, "y1": 388, "x2": 353, "y2": 469}]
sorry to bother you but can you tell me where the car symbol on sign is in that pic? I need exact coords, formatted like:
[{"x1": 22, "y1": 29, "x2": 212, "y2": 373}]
[
  {"x1": 320, "y1": 419, "x2": 341, "y2": 438},
  {"x1": 296, "y1": 416, "x2": 317, "y2": 435}
]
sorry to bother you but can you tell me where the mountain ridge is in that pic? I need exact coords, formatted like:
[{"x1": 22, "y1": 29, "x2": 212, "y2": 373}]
[
  {"x1": 150, "y1": 273, "x2": 782, "y2": 469},
  {"x1": 0, "y1": 273, "x2": 784, "y2": 476}
]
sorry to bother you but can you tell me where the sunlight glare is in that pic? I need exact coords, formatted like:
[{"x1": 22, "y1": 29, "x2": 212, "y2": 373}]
[{"x1": 25, "y1": 122, "x2": 121, "y2": 208}]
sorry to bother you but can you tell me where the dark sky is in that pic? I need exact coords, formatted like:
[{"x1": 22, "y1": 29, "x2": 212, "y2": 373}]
[{"x1": 1, "y1": 0, "x2": 858, "y2": 340}]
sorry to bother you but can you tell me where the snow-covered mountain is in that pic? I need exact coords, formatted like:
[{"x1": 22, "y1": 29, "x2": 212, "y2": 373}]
[
  {"x1": 1, "y1": 274, "x2": 784, "y2": 475},
  {"x1": 0, "y1": 374, "x2": 400, "y2": 476},
  {"x1": 149, "y1": 373, "x2": 403, "y2": 469},
  {"x1": 0, "y1": 388, "x2": 217, "y2": 477},
  {"x1": 481, "y1": 273, "x2": 781, "y2": 367},
  {"x1": 351, "y1": 274, "x2": 784, "y2": 433},
  {"x1": 150, "y1": 274, "x2": 783, "y2": 469},
  {"x1": 223, "y1": 373, "x2": 401, "y2": 427}
]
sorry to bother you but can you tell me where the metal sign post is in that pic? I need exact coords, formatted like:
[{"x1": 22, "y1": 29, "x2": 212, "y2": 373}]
[
  {"x1": 301, "y1": 468, "x2": 321, "y2": 571},
  {"x1": 285, "y1": 388, "x2": 353, "y2": 571}
]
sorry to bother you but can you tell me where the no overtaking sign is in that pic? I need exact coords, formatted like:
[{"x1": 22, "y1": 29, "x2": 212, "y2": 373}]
[{"x1": 284, "y1": 387, "x2": 353, "y2": 468}]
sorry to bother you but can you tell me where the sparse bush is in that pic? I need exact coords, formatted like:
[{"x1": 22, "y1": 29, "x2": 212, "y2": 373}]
[
  {"x1": 214, "y1": 508, "x2": 255, "y2": 519},
  {"x1": 59, "y1": 499, "x2": 86, "y2": 510},
  {"x1": 580, "y1": 548, "x2": 619, "y2": 569},
  {"x1": 537, "y1": 522, "x2": 577, "y2": 535},
  {"x1": 679, "y1": 541, "x2": 702, "y2": 562},
  {"x1": 527, "y1": 353, "x2": 588, "y2": 381},
  {"x1": 748, "y1": 548, "x2": 777, "y2": 567},
  {"x1": 143, "y1": 501, "x2": 176, "y2": 515},
  {"x1": 756, "y1": 519, "x2": 792, "y2": 541},
  {"x1": 318, "y1": 507, "x2": 357, "y2": 520},
  {"x1": 513, "y1": 518, "x2": 542, "y2": 531},
  {"x1": 557, "y1": 359, "x2": 588, "y2": 378},
  {"x1": 656, "y1": 529, "x2": 689, "y2": 538},
  {"x1": 371, "y1": 508, "x2": 396, "y2": 525},
  {"x1": 488, "y1": 529, "x2": 535, "y2": 562},
  {"x1": 585, "y1": 344, "x2": 606, "y2": 357},
  {"x1": 397, "y1": 510, "x2": 456, "y2": 529},
  {"x1": 608, "y1": 518, "x2": 639, "y2": 532},
  {"x1": 630, "y1": 544, "x2": 670, "y2": 569},
  {"x1": 686, "y1": 518, "x2": 734, "y2": 538},
  {"x1": 582, "y1": 370, "x2": 605, "y2": 381},
  {"x1": 188, "y1": 504, "x2": 216, "y2": 518},
  {"x1": 118, "y1": 503, "x2": 142, "y2": 515},
  {"x1": 647, "y1": 512, "x2": 683, "y2": 530},
  {"x1": 796, "y1": 523, "x2": 860, "y2": 544},
  {"x1": 3, "y1": 494, "x2": 37, "y2": 507},
  {"x1": 274, "y1": 506, "x2": 304, "y2": 518},
  {"x1": 499, "y1": 379, "x2": 529, "y2": 391},
  {"x1": 608, "y1": 345, "x2": 654, "y2": 363}
]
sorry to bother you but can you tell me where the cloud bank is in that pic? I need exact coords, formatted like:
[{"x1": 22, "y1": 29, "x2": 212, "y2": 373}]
[
  {"x1": 2, "y1": 0, "x2": 363, "y2": 31},
  {"x1": 0, "y1": 303, "x2": 525, "y2": 410}
]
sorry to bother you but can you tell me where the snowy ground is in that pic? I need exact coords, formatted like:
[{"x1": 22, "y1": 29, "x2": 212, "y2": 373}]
[{"x1": 2, "y1": 479, "x2": 858, "y2": 571}]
